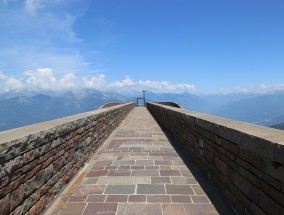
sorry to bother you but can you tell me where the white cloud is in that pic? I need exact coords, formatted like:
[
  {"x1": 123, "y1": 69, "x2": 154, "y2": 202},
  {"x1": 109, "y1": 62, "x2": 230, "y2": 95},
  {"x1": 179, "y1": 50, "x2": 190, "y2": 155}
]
[
  {"x1": 4, "y1": 68, "x2": 284, "y2": 95},
  {"x1": 108, "y1": 76, "x2": 135, "y2": 88},
  {"x1": 83, "y1": 74, "x2": 107, "y2": 89},
  {"x1": 0, "y1": 68, "x2": 79, "y2": 93},
  {"x1": 24, "y1": 68, "x2": 57, "y2": 90},
  {"x1": 0, "y1": 69, "x2": 196, "y2": 93},
  {"x1": 234, "y1": 84, "x2": 284, "y2": 93},
  {"x1": 0, "y1": 71, "x2": 24, "y2": 92},
  {"x1": 108, "y1": 76, "x2": 196, "y2": 92},
  {"x1": 59, "y1": 73, "x2": 77, "y2": 89}
]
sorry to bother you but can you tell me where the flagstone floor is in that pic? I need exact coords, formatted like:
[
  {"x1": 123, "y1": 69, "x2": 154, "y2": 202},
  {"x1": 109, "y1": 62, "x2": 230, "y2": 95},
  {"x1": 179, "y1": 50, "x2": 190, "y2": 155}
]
[{"x1": 45, "y1": 107, "x2": 231, "y2": 215}]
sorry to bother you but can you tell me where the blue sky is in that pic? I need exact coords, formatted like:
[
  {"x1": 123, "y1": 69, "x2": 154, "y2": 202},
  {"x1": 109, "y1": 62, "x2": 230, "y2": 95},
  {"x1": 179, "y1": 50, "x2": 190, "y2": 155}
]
[{"x1": 0, "y1": 0, "x2": 283, "y2": 94}]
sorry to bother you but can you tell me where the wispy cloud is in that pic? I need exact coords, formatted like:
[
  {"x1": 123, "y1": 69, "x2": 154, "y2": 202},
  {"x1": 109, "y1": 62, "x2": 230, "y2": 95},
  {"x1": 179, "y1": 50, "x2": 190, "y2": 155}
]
[
  {"x1": 108, "y1": 76, "x2": 195, "y2": 91},
  {"x1": 0, "y1": 0, "x2": 90, "y2": 75},
  {"x1": 0, "y1": 68, "x2": 196, "y2": 93},
  {"x1": 234, "y1": 84, "x2": 284, "y2": 93},
  {"x1": 25, "y1": 0, "x2": 43, "y2": 14}
]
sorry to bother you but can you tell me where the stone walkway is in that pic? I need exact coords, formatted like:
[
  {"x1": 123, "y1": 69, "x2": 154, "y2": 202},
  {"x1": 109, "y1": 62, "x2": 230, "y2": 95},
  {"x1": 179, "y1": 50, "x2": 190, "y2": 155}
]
[{"x1": 45, "y1": 107, "x2": 221, "y2": 215}]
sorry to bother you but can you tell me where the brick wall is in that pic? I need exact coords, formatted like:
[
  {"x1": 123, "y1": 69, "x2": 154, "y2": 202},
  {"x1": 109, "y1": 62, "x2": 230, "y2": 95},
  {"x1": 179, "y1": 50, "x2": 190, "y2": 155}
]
[
  {"x1": 147, "y1": 102, "x2": 284, "y2": 215},
  {"x1": 0, "y1": 103, "x2": 135, "y2": 215}
]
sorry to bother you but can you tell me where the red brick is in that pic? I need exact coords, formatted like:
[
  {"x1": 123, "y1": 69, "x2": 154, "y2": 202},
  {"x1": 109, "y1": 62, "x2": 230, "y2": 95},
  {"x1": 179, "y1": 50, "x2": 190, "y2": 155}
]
[
  {"x1": 166, "y1": 185, "x2": 194, "y2": 195},
  {"x1": 87, "y1": 170, "x2": 108, "y2": 177},
  {"x1": 105, "y1": 195, "x2": 128, "y2": 202},
  {"x1": 68, "y1": 195, "x2": 87, "y2": 202},
  {"x1": 86, "y1": 195, "x2": 106, "y2": 202}
]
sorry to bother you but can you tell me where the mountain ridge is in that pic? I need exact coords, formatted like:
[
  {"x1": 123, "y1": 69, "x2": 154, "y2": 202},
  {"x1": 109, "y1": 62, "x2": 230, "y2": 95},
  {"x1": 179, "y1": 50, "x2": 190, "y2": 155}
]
[{"x1": 1, "y1": 90, "x2": 284, "y2": 131}]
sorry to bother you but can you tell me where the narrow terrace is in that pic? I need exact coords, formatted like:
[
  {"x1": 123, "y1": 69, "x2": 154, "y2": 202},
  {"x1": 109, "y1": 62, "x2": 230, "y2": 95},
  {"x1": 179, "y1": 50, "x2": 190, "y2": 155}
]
[{"x1": 45, "y1": 107, "x2": 232, "y2": 215}]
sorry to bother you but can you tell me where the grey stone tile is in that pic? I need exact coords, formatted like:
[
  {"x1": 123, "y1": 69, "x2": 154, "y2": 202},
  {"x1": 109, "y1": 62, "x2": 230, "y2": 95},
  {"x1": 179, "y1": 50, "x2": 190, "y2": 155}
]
[
  {"x1": 108, "y1": 170, "x2": 131, "y2": 176},
  {"x1": 151, "y1": 177, "x2": 171, "y2": 184},
  {"x1": 131, "y1": 169, "x2": 159, "y2": 176},
  {"x1": 104, "y1": 185, "x2": 135, "y2": 194},
  {"x1": 117, "y1": 203, "x2": 163, "y2": 215},
  {"x1": 81, "y1": 177, "x2": 99, "y2": 184},
  {"x1": 134, "y1": 176, "x2": 151, "y2": 184},
  {"x1": 135, "y1": 160, "x2": 154, "y2": 165},
  {"x1": 147, "y1": 195, "x2": 171, "y2": 203},
  {"x1": 137, "y1": 184, "x2": 166, "y2": 194},
  {"x1": 171, "y1": 177, "x2": 197, "y2": 184},
  {"x1": 112, "y1": 160, "x2": 135, "y2": 166}
]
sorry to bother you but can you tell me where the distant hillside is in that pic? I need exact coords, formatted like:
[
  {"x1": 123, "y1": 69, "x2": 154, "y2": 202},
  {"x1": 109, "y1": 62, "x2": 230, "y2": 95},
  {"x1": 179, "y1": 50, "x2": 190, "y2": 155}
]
[
  {"x1": 270, "y1": 123, "x2": 284, "y2": 131},
  {"x1": 0, "y1": 90, "x2": 128, "y2": 131},
  {"x1": 146, "y1": 92, "x2": 217, "y2": 113},
  {"x1": 200, "y1": 93, "x2": 260, "y2": 105},
  {"x1": 212, "y1": 94, "x2": 284, "y2": 126},
  {"x1": 1, "y1": 90, "x2": 284, "y2": 131}
]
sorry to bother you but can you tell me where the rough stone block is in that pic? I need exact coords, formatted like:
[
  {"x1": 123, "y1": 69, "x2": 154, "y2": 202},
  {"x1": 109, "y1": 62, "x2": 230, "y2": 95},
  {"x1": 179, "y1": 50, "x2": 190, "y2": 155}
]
[
  {"x1": 0, "y1": 193, "x2": 10, "y2": 215},
  {"x1": 258, "y1": 191, "x2": 284, "y2": 215},
  {"x1": 10, "y1": 184, "x2": 25, "y2": 211},
  {"x1": 275, "y1": 143, "x2": 284, "y2": 165},
  {"x1": 263, "y1": 159, "x2": 284, "y2": 183},
  {"x1": 215, "y1": 158, "x2": 227, "y2": 176},
  {"x1": 235, "y1": 174, "x2": 250, "y2": 196}
]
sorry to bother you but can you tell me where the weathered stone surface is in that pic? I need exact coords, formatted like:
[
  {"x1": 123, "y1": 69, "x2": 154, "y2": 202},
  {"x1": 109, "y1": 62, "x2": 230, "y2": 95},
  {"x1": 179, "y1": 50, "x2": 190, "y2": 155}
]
[
  {"x1": 10, "y1": 184, "x2": 25, "y2": 211},
  {"x1": 0, "y1": 193, "x2": 10, "y2": 215}
]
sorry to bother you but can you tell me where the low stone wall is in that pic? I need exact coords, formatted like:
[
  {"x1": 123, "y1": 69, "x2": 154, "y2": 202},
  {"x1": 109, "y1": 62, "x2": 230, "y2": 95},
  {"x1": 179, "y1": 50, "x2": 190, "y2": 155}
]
[
  {"x1": 0, "y1": 103, "x2": 135, "y2": 215},
  {"x1": 147, "y1": 102, "x2": 284, "y2": 215}
]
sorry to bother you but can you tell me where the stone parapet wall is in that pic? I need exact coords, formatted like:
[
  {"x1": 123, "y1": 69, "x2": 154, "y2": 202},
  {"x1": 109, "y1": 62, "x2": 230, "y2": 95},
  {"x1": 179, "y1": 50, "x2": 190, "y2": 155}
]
[
  {"x1": 0, "y1": 103, "x2": 135, "y2": 215},
  {"x1": 147, "y1": 102, "x2": 284, "y2": 215},
  {"x1": 99, "y1": 102, "x2": 127, "y2": 109},
  {"x1": 154, "y1": 102, "x2": 183, "y2": 109}
]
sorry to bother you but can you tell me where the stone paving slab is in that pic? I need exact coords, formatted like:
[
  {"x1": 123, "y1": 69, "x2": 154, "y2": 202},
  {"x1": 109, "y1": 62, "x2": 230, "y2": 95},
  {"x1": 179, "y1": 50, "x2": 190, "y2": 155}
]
[{"x1": 45, "y1": 107, "x2": 228, "y2": 215}]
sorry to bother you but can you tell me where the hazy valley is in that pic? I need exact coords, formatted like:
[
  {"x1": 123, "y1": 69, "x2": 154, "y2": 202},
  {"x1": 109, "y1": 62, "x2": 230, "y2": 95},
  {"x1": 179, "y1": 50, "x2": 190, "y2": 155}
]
[{"x1": 1, "y1": 90, "x2": 284, "y2": 131}]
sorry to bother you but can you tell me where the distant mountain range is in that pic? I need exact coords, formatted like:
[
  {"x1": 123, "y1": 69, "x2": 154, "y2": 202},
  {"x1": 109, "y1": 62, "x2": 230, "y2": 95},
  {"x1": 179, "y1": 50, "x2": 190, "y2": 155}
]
[
  {"x1": 211, "y1": 94, "x2": 284, "y2": 126},
  {"x1": 1, "y1": 89, "x2": 284, "y2": 131},
  {"x1": 0, "y1": 90, "x2": 129, "y2": 131}
]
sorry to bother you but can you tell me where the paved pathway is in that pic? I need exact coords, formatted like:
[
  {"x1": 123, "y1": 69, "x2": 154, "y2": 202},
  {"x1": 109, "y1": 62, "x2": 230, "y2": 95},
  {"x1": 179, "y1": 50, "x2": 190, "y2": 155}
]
[{"x1": 46, "y1": 107, "x2": 221, "y2": 215}]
